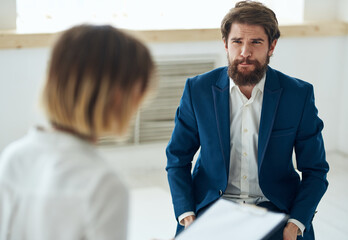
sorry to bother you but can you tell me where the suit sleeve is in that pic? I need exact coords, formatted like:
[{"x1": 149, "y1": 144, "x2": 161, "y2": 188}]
[
  {"x1": 166, "y1": 78, "x2": 200, "y2": 220},
  {"x1": 291, "y1": 84, "x2": 329, "y2": 230}
]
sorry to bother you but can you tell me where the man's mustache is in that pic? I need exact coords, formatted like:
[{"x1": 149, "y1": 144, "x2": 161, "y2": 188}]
[{"x1": 234, "y1": 58, "x2": 259, "y2": 65}]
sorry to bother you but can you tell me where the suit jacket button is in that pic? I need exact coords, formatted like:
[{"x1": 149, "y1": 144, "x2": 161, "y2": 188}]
[{"x1": 219, "y1": 190, "x2": 223, "y2": 196}]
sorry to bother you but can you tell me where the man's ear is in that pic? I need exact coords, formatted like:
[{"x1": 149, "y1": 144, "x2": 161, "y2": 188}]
[
  {"x1": 268, "y1": 39, "x2": 277, "y2": 56},
  {"x1": 223, "y1": 38, "x2": 228, "y2": 52}
]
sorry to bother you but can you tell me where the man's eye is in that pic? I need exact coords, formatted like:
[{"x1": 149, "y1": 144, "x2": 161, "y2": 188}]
[{"x1": 232, "y1": 40, "x2": 241, "y2": 44}]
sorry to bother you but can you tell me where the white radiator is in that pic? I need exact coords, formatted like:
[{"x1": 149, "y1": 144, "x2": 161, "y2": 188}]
[{"x1": 98, "y1": 55, "x2": 217, "y2": 146}]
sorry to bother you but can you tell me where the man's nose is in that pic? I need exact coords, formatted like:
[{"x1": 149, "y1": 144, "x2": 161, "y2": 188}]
[{"x1": 241, "y1": 44, "x2": 252, "y2": 58}]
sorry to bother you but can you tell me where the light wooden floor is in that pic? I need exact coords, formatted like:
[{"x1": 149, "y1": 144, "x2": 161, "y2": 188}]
[{"x1": 101, "y1": 143, "x2": 348, "y2": 240}]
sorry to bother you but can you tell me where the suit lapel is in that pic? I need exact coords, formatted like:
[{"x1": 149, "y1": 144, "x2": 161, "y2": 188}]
[
  {"x1": 258, "y1": 67, "x2": 283, "y2": 171},
  {"x1": 212, "y1": 68, "x2": 230, "y2": 173}
]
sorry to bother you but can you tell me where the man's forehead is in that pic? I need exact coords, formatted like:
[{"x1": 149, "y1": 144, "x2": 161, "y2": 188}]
[{"x1": 229, "y1": 23, "x2": 268, "y2": 38}]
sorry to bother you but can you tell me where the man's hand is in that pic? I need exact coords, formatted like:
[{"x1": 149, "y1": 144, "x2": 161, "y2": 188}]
[
  {"x1": 283, "y1": 222, "x2": 299, "y2": 240},
  {"x1": 183, "y1": 215, "x2": 196, "y2": 229}
]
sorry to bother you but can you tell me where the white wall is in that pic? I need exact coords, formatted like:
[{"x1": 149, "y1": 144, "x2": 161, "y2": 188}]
[
  {"x1": 0, "y1": 48, "x2": 49, "y2": 150},
  {"x1": 338, "y1": 0, "x2": 348, "y2": 22},
  {"x1": 337, "y1": 35, "x2": 348, "y2": 154},
  {"x1": 304, "y1": 0, "x2": 348, "y2": 22},
  {"x1": 304, "y1": 0, "x2": 338, "y2": 21},
  {"x1": 0, "y1": 35, "x2": 347, "y2": 154},
  {"x1": 0, "y1": 0, "x2": 16, "y2": 29}
]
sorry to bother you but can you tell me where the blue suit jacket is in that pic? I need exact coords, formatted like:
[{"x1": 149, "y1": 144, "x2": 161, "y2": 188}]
[{"x1": 166, "y1": 66, "x2": 329, "y2": 231}]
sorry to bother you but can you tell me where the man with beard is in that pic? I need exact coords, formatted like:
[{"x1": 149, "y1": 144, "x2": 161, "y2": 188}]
[{"x1": 166, "y1": 1, "x2": 329, "y2": 240}]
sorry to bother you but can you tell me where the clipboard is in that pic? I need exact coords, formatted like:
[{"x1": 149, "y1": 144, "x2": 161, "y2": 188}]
[{"x1": 176, "y1": 199, "x2": 289, "y2": 240}]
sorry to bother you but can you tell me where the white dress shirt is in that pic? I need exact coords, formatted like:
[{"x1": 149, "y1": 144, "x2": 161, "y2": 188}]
[
  {"x1": 223, "y1": 75, "x2": 267, "y2": 203},
  {"x1": 0, "y1": 127, "x2": 128, "y2": 240}
]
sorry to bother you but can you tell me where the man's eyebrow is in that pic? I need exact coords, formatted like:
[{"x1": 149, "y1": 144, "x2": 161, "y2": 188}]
[{"x1": 251, "y1": 38, "x2": 265, "y2": 42}]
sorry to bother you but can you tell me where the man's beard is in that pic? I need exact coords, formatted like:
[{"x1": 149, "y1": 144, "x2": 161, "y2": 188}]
[{"x1": 228, "y1": 55, "x2": 269, "y2": 86}]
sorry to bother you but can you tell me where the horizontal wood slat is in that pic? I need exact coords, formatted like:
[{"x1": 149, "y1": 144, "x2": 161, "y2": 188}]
[{"x1": 1, "y1": 22, "x2": 347, "y2": 49}]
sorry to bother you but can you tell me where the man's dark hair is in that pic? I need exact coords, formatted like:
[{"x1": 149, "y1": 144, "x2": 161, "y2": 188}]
[{"x1": 221, "y1": 1, "x2": 281, "y2": 46}]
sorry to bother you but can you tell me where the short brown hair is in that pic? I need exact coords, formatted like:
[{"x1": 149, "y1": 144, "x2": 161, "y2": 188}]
[
  {"x1": 42, "y1": 24, "x2": 154, "y2": 138},
  {"x1": 221, "y1": 1, "x2": 280, "y2": 46}
]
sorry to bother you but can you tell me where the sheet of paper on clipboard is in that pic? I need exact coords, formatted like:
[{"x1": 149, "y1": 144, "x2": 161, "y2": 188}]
[{"x1": 176, "y1": 198, "x2": 288, "y2": 240}]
